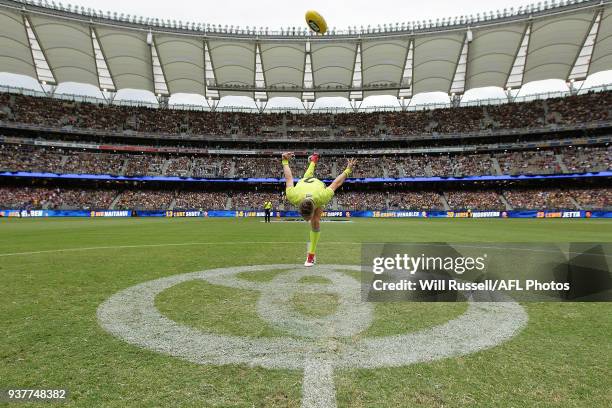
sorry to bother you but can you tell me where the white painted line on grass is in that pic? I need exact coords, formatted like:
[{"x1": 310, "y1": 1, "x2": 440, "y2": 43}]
[
  {"x1": 97, "y1": 264, "x2": 528, "y2": 408},
  {"x1": 302, "y1": 360, "x2": 336, "y2": 408},
  {"x1": 0, "y1": 241, "x2": 362, "y2": 257},
  {"x1": 2, "y1": 242, "x2": 607, "y2": 258}
]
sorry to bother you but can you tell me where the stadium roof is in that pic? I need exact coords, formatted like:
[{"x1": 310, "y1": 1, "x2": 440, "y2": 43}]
[{"x1": 1, "y1": 0, "x2": 612, "y2": 105}]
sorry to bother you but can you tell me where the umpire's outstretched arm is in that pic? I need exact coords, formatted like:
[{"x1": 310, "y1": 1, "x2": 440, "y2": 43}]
[{"x1": 281, "y1": 152, "x2": 295, "y2": 188}]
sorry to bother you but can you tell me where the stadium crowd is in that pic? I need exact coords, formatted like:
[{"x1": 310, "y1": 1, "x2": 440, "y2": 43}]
[
  {"x1": 0, "y1": 186, "x2": 117, "y2": 209},
  {"x1": 0, "y1": 144, "x2": 65, "y2": 173},
  {"x1": 231, "y1": 191, "x2": 279, "y2": 210},
  {"x1": 63, "y1": 151, "x2": 125, "y2": 175},
  {"x1": 115, "y1": 190, "x2": 175, "y2": 210},
  {"x1": 388, "y1": 192, "x2": 444, "y2": 210},
  {"x1": 497, "y1": 150, "x2": 561, "y2": 175},
  {"x1": 573, "y1": 189, "x2": 610, "y2": 209},
  {"x1": 2, "y1": 90, "x2": 612, "y2": 138},
  {"x1": 336, "y1": 192, "x2": 388, "y2": 210},
  {"x1": 1, "y1": 90, "x2": 610, "y2": 214},
  {"x1": 446, "y1": 191, "x2": 504, "y2": 210},
  {"x1": 1, "y1": 187, "x2": 609, "y2": 211},
  {"x1": 1, "y1": 144, "x2": 609, "y2": 178},
  {"x1": 503, "y1": 189, "x2": 578, "y2": 210},
  {"x1": 562, "y1": 146, "x2": 611, "y2": 173},
  {"x1": 174, "y1": 191, "x2": 228, "y2": 210}
]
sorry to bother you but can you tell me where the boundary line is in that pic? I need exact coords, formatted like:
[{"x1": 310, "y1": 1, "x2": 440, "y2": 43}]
[
  {"x1": 0, "y1": 241, "x2": 361, "y2": 257},
  {"x1": 1, "y1": 242, "x2": 608, "y2": 258}
]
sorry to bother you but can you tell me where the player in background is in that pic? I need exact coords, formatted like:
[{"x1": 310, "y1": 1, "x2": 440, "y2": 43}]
[{"x1": 282, "y1": 152, "x2": 356, "y2": 266}]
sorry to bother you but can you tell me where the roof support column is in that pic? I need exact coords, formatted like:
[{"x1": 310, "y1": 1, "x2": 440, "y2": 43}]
[
  {"x1": 254, "y1": 43, "x2": 268, "y2": 103},
  {"x1": 568, "y1": 10, "x2": 602, "y2": 83},
  {"x1": 150, "y1": 32, "x2": 169, "y2": 97},
  {"x1": 255, "y1": 99, "x2": 267, "y2": 113},
  {"x1": 302, "y1": 41, "x2": 315, "y2": 104},
  {"x1": 41, "y1": 83, "x2": 56, "y2": 97},
  {"x1": 206, "y1": 97, "x2": 219, "y2": 112},
  {"x1": 398, "y1": 96, "x2": 410, "y2": 112},
  {"x1": 398, "y1": 40, "x2": 413, "y2": 102},
  {"x1": 450, "y1": 93, "x2": 462, "y2": 108},
  {"x1": 91, "y1": 27, "x2": 116, "y2": 93},
  {"x1": 204, "y1": 40, "x2": 219, "y2": 100},
  {"x1": 349, "y1": 42, "x2": 363, "y2": 101},
  {"x1": 102, "y1": 90, "x2": 116, "y2": 105},
  {"x1": 301, "y1": 100, "x2": 314, "y2": 114},
  {"x1": 566, "y1": 79, "x2": 583, "y2": 96},
  {"x1": 23, "y1": 15, "x2": 56, "y2": 86},
  {"x1": 505, "y1": 24, "x2": 531, "y2": 90},
  {"x1": 157, "y1": 94, "x2": 169, "y2": 108},
  {"x1": 349, "y1": 99, "x2": 362, "y2": 113},
  {"x1": 450, "y1": 31, "x2": 470, "y2": 95}
]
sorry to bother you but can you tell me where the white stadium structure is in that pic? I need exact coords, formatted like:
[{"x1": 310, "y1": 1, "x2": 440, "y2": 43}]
[{"x1": 1, "y1": 0, "x2": 612, "y2": 111}]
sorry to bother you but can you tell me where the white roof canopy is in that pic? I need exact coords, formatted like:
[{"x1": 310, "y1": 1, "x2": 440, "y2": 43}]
[
  {"x1": 0, "y1": 8, "x2": 36, "y2": 80},
  {"x1": 155, "y1": 35, "x2": 205, "y2": 95},
  {"x1": 28, "y1": 14, "x2": 97, "y2": 86},
  {"x1": 466, "y1": 23, "x2": 525, "y2": 90},
  {"x1": 524, "y1": 9, "x2": 596, "y2": 83},
  {"x1": 95, "y1": 26, "x2": 153, "y2": 92},
  {"x1": 1, "y1": 0, "x2": 611, "y2": 101},
  {"x1": 311, "y1": 41, "x2": 357, "y2": 98},
  {"x1": 590, "y1": 6, "x2": 612, "y2": 76},
  {"x1": 259, "y1": 41, "x2": 305, "y2": 99},
  {"x1": 361, "y1": 38, "x2": 411, "y2": 98},
  {"x1": 413, "y1": 32, "x2": 464, "y2": 95}
]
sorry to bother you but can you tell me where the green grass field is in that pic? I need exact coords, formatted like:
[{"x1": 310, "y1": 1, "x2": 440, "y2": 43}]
[{"x1": 1, "y1": 218, "x2": 611, "y2": 407}]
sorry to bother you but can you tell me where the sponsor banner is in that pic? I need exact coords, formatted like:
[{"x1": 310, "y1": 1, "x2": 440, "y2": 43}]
[
  {"x1": 90, "y1": 210, "x2": 132, "y2": 217},
  {"x1": 371, "y1": 211, "x2": 426, "y2": 218},
  {"x1": 1, "y1": 209, "x2": 611, "y2": 218},
  {"x1": 133, "y1": 210, "x2": 166, "y2": 217},
  {"x1": 507, "y1": 210, "x2": 599, "y2": 219},
  {"x1": 536, "y1": 210, "x2": 583, "y2": 218},
  {"x1": 323, "y1": 211, "x2": 349, "y2": 217},
  {"x1": 164, "y1": 210, "x2": 208, "y2": 217},
  {"x1": 587, "y1": 211, "x2": 612, "y2": 218},
  {"x1": 236, "y1": 210, "x2": 268, "y2": 218},
  {"x1": 445, "y1": 211, "x2": 504, "y2": 218},
  {"x1": 426, "y1": 211, "x2": 449, "y2": 218},
  {"x1": 0, "y1": 209, "x2": 93, "y2": 217},
  {"x1": 4, "y1": 210, "x2": 46, "y2": 217},
  {"x1": 206, "y1": 210, "x2": 240, "y2": 218}
]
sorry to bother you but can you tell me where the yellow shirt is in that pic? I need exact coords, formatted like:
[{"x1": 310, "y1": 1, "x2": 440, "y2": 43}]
[
  {"x1": 286, "y1": 177, "x2": 334, "y2": 208},
  {"x1": 264, "y1": 201, "x2": 272, "y2": 210}
]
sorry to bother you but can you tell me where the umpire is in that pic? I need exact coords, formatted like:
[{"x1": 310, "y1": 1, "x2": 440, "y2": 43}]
[{"x1": 264, "y1": 200, "x2": 273, "y2": 223}]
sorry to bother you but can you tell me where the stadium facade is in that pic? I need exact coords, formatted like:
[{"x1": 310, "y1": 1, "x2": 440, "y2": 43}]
[
  {"x1": 0, "y1": 0, "x2": 610, "y2": 217},
  {"x1": 1, "y1": 0, "x2": 612, "y2": 107}
]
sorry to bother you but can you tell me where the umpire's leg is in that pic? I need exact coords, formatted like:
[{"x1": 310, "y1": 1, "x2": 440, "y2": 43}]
[{"x1": 303, "y1": 160, "x2": 316, "y2": 178}]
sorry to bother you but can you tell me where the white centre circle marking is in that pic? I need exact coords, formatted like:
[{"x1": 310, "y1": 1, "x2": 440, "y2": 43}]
[{"x1": 97, "y1": 264, "x2": 528, "y2": 407}]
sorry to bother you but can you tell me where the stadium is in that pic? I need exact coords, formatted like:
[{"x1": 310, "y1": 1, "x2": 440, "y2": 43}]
[{"x1": 0, "y1": 0, "x2": 610, "y2": 406}]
